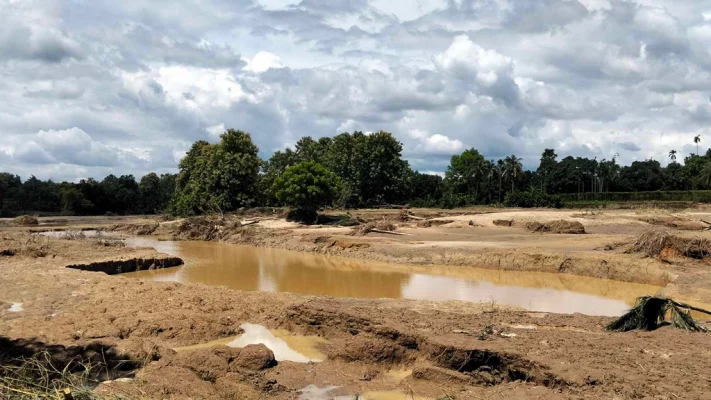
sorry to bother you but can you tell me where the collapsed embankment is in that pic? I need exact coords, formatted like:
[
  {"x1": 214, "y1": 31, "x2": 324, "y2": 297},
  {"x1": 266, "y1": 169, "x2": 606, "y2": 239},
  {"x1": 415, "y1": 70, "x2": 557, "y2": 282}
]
[{"x1": 66, "y1": 257, "x2": 184, "y2": 275}]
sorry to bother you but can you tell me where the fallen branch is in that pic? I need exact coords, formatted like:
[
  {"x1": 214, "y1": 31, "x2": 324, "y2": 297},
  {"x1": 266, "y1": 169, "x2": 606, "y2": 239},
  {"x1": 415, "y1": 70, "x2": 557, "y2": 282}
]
[
  {"x1": 702, "y1": 220, "x2": 711, "y2": 231},
  {"x1": 240, "y1": 220, "x2": 259, "y2": 227},
  {"x1": 406, "y1": 214, "x2": 426, "y2": 221},
  {"x1": 370, "y1": 229, "x2": 407, "y2": 236}
]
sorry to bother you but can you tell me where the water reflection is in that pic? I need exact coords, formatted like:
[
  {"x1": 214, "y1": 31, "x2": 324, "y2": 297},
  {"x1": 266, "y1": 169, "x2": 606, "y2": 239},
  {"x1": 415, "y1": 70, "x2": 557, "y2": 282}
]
[{"x1": 121, "y1": 238, "x2": 662, "y2": 316}]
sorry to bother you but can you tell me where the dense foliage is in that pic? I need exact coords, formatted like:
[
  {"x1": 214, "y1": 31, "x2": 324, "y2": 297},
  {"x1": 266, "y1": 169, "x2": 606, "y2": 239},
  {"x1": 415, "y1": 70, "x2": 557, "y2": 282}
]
[
  {"x1": 171, "y1": 130, "x2": 261, "y2": 216},
  {"x1": 272, "y1": 162, "x2": 342, "y2": 213},
  {"x1": 0, "y1": 172, "x2": 175, "y2": 217},
  {"x1": 3, "y1": 129, "x2": 711, "y2": 216}
]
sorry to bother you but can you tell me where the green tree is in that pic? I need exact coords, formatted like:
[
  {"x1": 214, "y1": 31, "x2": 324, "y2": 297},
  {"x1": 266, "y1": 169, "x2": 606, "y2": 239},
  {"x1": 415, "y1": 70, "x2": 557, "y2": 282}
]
[
  {"x1": 537, "y1": 149, "x2": 558, "y2": 193},
  {"x1": 668, "y1": 149, "x2": 677, "y2": 162},
  {"x1": 260, "y1": 148, "x2": 299, "y2": 205},
  {"x1": 272, "y1": 161, "x2": 342, "y2": 222},
  {"x1": 663, "y1": 162, "x2": 689, "y2": 190},
  {"x1": 504, "y1": 155, "x2": 523, "y2": 193},
  {"x1": 158, "y1": 173, "x2": 176, "y2": 212},
  {"x1": 139, "y1": 173, "x2": 161, "y2": 213},
  {"x1": 695, "y1": 135, "x2": 702, "y2": 156},
  {"x1": 697, "y1": 161, "x2": 711, "y2": 189},
  {"x1": 172, "y1": 129, "x2": 261, "y2": 216},
  {"x1": 445, "y1": 149, "x2": 489, "y2": 202},
  {"x1": 59, "y1": 186, "x2": 94, "y2": 215}
]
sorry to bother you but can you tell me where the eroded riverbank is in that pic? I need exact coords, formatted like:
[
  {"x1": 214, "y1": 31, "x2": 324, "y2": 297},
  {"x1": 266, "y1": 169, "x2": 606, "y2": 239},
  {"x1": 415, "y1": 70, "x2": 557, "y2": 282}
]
[{"x1": 3, "y1": 208, "x2": 711, "y2": 399}]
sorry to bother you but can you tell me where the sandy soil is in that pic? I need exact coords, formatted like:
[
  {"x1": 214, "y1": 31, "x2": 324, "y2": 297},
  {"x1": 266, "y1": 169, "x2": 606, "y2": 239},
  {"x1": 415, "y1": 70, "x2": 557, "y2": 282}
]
[{"x1": 2, "y1": 207, "x2": 711, "y2": 399}]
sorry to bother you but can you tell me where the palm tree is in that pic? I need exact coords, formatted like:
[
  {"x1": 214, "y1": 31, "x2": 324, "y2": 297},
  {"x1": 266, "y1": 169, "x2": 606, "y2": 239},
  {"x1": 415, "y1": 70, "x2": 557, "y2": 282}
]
[
  {"x1": 668, "y1": 149, "x2": 677, "y2": 162},
  {"x1": 503, "y1": 155, "x2": 523, "y2": 193},
  {"x1": 698, "y1": 161, "x2": 711, "y2": 189},
  {"x1": 695, "y1": 135, "x2": 702, "y2": 156},
  {"x1": 466, "y1": 158, "x2": 486, "y2": 202},
  {"x1": 489, "y1": 160, "x2": 505, "y2": 205}
]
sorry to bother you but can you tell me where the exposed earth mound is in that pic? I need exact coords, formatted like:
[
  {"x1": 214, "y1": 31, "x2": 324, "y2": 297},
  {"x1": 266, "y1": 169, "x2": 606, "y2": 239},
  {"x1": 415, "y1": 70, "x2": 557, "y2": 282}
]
[{"x1": 526, "y1": 220, "x2": 586, "y2": 234}]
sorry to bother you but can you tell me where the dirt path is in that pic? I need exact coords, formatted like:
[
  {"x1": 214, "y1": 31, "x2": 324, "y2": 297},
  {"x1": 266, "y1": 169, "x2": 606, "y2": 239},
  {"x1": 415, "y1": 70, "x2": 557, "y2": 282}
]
[{"x1": 2, "y1": 208, "x2": 711, "y2": 399}]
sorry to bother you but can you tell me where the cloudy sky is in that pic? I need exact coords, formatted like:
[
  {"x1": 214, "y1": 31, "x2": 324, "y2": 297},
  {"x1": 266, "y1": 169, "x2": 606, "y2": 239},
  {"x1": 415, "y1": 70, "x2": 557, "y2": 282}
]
[{"x1": 1, "y1": 0, "x2": 711, "y2": 181}]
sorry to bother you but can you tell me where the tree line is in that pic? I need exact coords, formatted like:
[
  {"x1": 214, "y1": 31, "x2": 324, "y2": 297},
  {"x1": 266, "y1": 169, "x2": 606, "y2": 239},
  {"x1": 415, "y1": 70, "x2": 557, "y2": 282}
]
[
  {"x1": 1, "y1": 129, "x2": 711, "y2": 217},
  {"x1": 0, "y1": 172, "x2": 175, "y2": 217}
]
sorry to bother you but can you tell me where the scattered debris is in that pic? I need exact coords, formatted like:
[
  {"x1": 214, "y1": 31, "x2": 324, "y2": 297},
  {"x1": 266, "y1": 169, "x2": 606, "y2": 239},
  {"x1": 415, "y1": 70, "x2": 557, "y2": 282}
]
[
  {"x1": 640, "y1": 217, "x2": 707, "y2": 231},
  {"x1": 416, "y1": 220, "x2": 454, "y2": 228},
  {"x1": 629, "y1": 230, "x2": 711, "y2": 259},
  {"x1": 493, "y1": 220, "x2": 513, "y2": 227},
  {"x1": 108, "y1": 223, "x2": 159, "y2": 235},
  {"x1": 606, "y1": 296, "x2": 711, "y2": 332},
  {"x1": 526, "y1": 220, "x2": 586, "y2": 234},
  {"x1": 350, "y1": 220, "x2": 401, "y2": 236},
  {"x1": 13, "y1": 215, "x2": 39, "y2": 226}
]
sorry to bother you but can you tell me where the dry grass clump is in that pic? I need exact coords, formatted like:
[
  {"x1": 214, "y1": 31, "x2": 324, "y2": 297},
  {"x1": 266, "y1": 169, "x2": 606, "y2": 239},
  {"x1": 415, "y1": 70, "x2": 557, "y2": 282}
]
[
  {"x1": 526, "y1": 220, "x2": 586, "y2": 234},
  {"x1": 6, "y1": 234, "x2": 50, "y2": 258},
  {"x1": 0, "y1": 352, "x2": 100, "y2": 400},
  {"x1": 416, "y1": 220, "x2": 454, "y2": 228},
  {"x1": 493, "y1": 220, "x2": 513, "y2": 227},
  {"x1": 13, "y1": 216, "x2": 39, "y2": 226},
  {"x1": 630, "y1": 230, "x2": 711, "y2": 259}
]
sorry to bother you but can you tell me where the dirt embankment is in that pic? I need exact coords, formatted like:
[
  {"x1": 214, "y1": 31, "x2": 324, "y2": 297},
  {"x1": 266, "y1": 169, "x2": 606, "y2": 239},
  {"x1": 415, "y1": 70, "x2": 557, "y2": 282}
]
[{"x1": 3, "y1": 210, "x2": 711, "y2": 399}]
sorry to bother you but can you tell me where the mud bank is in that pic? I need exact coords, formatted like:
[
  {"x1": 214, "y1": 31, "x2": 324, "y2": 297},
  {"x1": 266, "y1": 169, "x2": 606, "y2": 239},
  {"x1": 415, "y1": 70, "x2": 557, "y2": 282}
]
[
  {"x1": 4, "y1": 210, "x2": 711, "y2": 399},
  {"x1": 66, "y1": 257, "x2": 184, "y2": 275}
]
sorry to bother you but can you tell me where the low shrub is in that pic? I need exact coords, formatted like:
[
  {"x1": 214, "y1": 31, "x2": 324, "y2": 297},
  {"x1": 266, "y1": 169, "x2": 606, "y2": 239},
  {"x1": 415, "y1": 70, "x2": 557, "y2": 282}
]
[{"x1": 504, "y1": 191, "x2": 562, "y2": 208}]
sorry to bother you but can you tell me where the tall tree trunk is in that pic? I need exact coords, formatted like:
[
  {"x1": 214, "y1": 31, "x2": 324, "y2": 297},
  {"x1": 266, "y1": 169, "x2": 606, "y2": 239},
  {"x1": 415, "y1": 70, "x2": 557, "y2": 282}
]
[{"x1": 498, "y1": 176, "x2": 502, "y2": 205}]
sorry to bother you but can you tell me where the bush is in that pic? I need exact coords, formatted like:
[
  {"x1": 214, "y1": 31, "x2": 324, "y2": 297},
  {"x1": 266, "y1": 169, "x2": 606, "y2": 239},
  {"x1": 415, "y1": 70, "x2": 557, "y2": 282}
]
[
  {"x1": 560, "y1": 190, "x2": 711, "y2": 203},
  {"x1": 504, "y1": 190, "x2": 562, "y2": 208},
  {"x1": 272, "y1": 161, "x2": 342, "y2": 220}
]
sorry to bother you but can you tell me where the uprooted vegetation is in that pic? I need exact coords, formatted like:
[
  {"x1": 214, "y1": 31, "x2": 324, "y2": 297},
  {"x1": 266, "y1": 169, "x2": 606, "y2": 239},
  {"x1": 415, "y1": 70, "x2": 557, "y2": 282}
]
[
  {"x1": 1, "y1": 234, "x2": 49, "y2": 258},
  {"x1": 13, "y1": 215, "x2": 39, "y2": 226},
  {"x1": 416, "y1": 220, "x2": 454, "y2": 228},
  {"x1": 0, "y1": 337, "x2": 139, "y2": 400},
  {"x1": 526, "y1": 220, "x2": 586, "y2": 234},
  {"x1": 629, "y1": 230, "x2": 711, "y2": 259},
  {"x1": 638, "y1": 216, "x2": 709, "y2": 231},
  {"x1": 606, "y1": 296, "x2": 711, "y2": 332},
  {"x1": 350, "y1": 219, "x2": 398, "y2": 236},
  {"x1": 107, "y1": 223, "x2": 159, "y2": 235},
  {"x1": 493, "y1": 219, "x2": 513, "y2": 227}
]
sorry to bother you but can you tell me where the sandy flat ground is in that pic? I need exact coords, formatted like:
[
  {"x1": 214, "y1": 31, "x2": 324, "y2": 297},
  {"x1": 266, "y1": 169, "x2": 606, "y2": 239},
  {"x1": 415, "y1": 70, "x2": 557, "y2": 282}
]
[{"x1": 2, "y1": 207, "x2": 711, "y2": 399}]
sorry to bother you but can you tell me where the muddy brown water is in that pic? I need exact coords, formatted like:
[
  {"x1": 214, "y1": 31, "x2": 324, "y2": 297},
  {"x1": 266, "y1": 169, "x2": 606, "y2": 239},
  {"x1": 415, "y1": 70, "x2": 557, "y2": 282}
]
[{"x1": 113, "y1": 236, "x2": 662, "y2": 316}]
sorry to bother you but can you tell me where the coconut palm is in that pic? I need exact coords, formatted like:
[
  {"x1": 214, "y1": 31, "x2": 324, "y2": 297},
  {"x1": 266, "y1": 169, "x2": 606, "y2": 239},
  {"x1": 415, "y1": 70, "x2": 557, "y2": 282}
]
[
  {"x1": 695, "y1": 135, "x2": 702, "y2": 155},
  {"x1": 698, "y1": 161, "x2": 711, "y2": 189},
  {"x1": 503, "y1": 155, "x2": 523, "y2": 193},
  {"x1": 668, "y1": 149, "x2": 677, "y2": 162},
  {"x1": 489, "y1": 160, "x2": 505, "y2": 205}
]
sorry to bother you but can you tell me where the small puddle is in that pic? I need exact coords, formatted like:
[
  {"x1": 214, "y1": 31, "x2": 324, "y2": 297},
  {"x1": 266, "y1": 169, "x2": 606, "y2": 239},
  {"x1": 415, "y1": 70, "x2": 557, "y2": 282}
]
[
  {"x1": 174, "y1": 323, "x2": 327, "y2": 363},
  {"x1": 8, "y1": 302, "x2": 23, "y2": 312}
]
